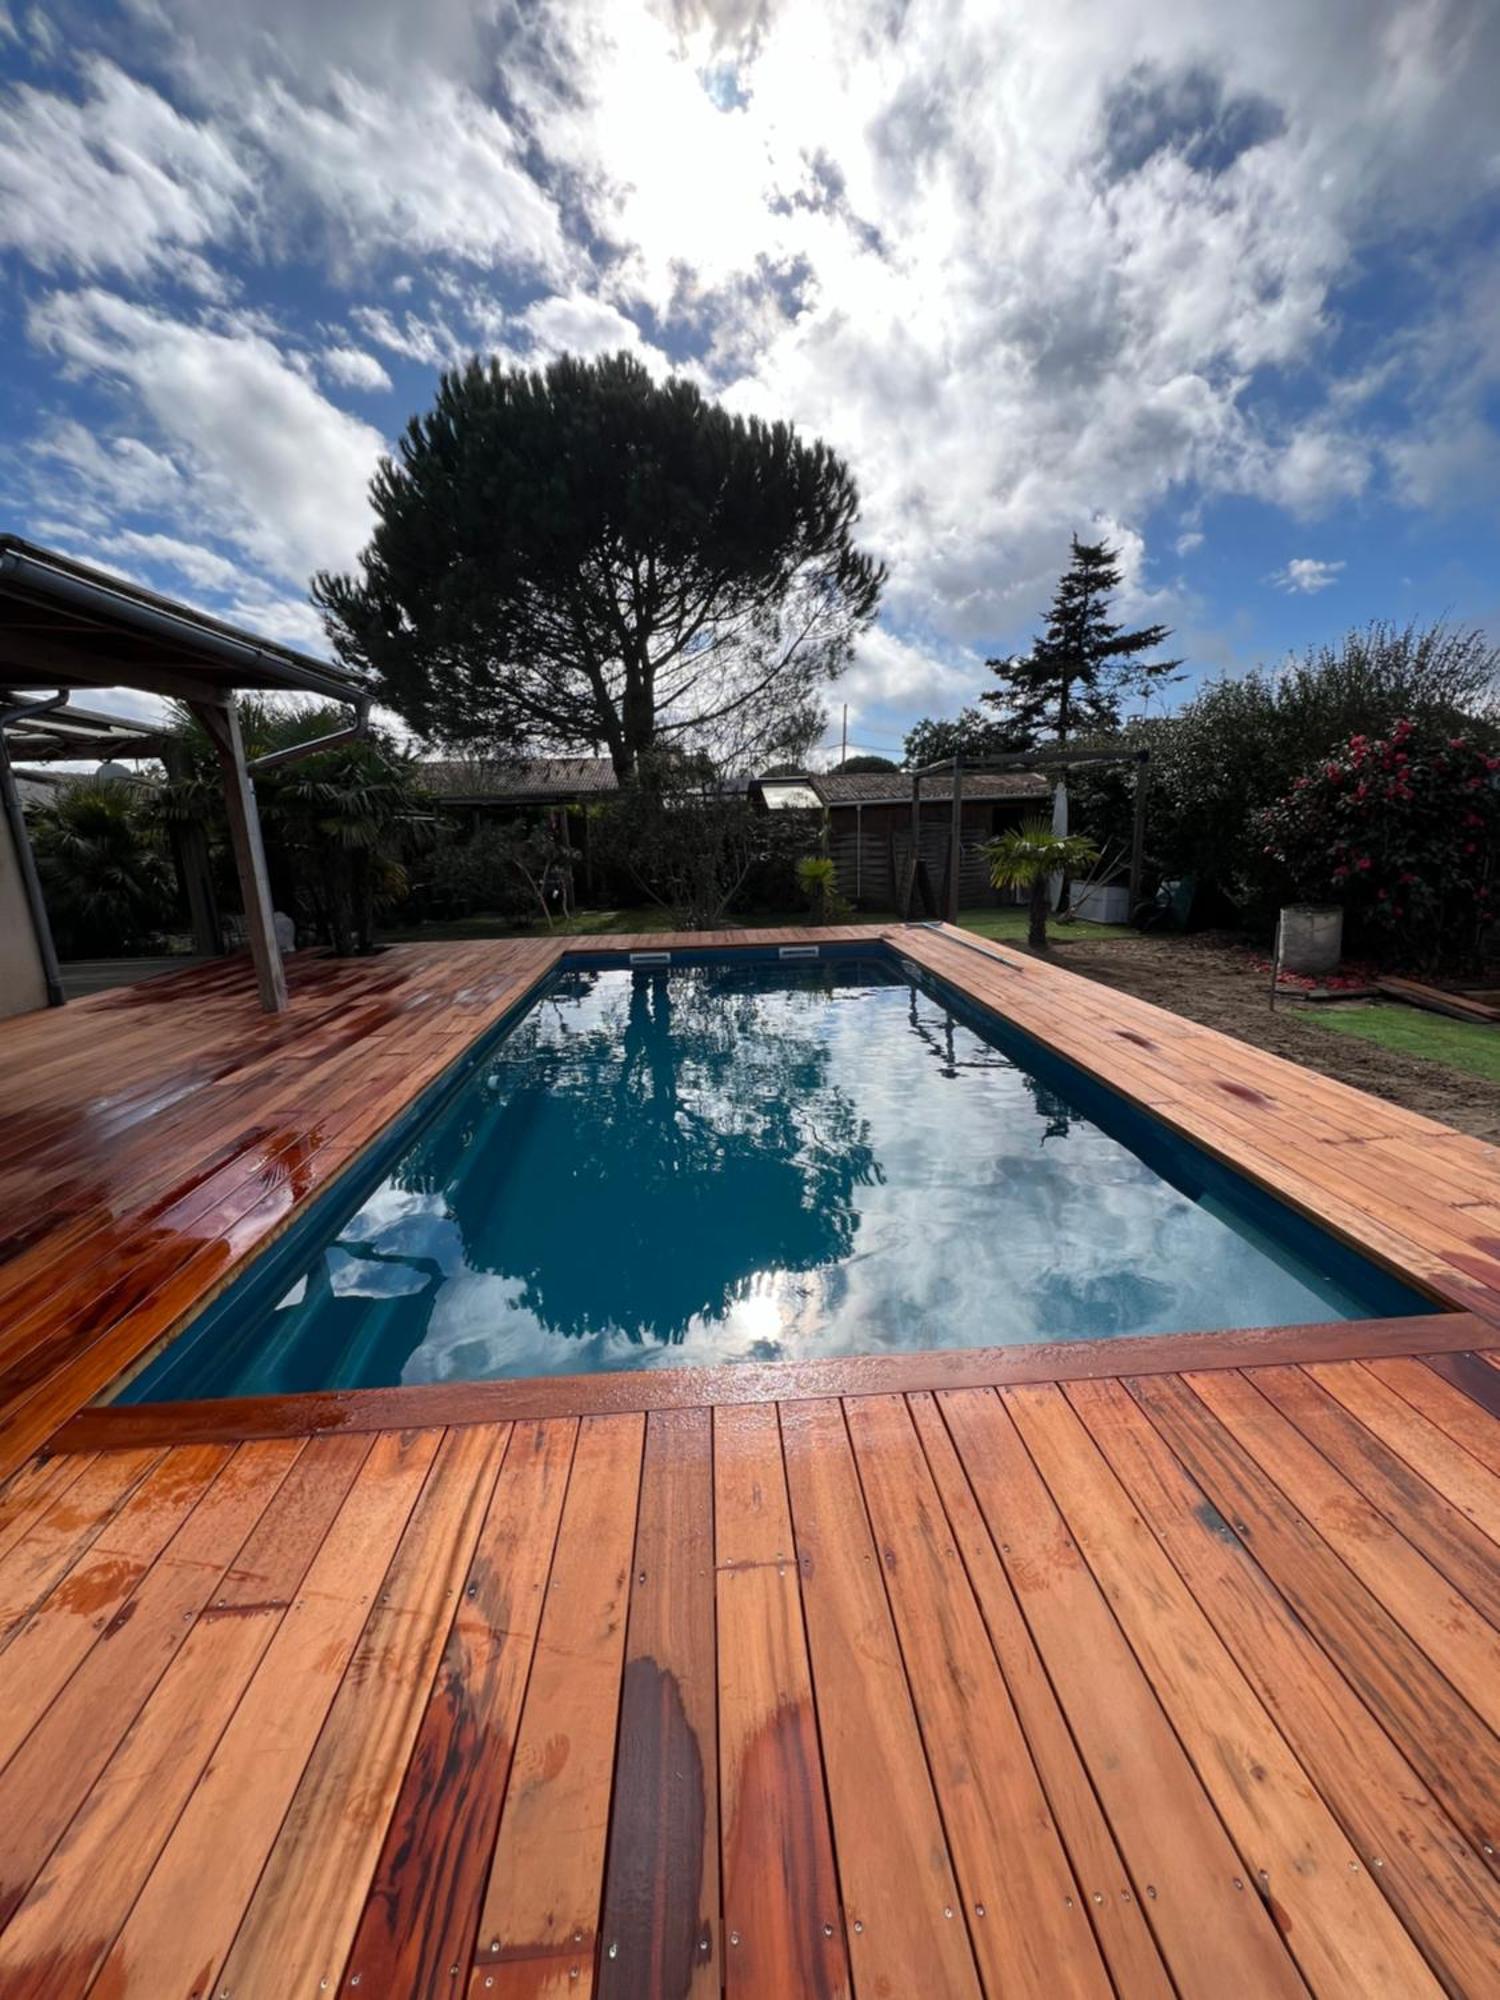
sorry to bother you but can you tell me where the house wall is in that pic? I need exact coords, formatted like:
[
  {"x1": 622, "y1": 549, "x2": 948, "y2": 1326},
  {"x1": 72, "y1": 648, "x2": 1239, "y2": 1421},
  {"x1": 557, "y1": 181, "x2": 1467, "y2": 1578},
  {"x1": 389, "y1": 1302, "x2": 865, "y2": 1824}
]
[
  {"x1": 0, "y1": 805, "x2": 48, "y2": 1017},
  {"x1": 829, "y1": 799, "x2": 1033, "y2": 909}
]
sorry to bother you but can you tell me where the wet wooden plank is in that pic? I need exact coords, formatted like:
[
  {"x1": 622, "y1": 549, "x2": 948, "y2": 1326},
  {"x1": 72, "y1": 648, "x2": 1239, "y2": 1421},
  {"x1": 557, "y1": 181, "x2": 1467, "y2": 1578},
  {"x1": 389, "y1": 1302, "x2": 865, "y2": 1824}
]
[
  {"x1": 845, "y1": 1393, "x2": 1111, "y2": 1998},
  {"x1": 92, "y1": 1425, "x2": 441, "y2": 2000},
  {"x1": 1311, "y1": 1359, "x2": 1500, "y2": 1537},
  {"x1": 1131, "y1": 1371, "x2": 1500, "y2": 1866},
  {"x1": 0, "y1": 1439, "x2": 297, "y2": 1930},
  {"x1": 1005, "y1": 1380, "x2": 1443, "y2": 1997},
  {"x1": 343, "y1": 1418, "x2": 577, "y2": 1997},
  {"x1": 0, "y1": 1444, "x2": 226, "y2": 1771},
  {"x1": 0, "y1": 1446, "x2": 160, "y2": 1645},
  {"x1": 713, "y1": 1403, "x2": 847, "y2": 2000},
  {"x1": 469, "y1": 1413, "x2": 644, "y2": 1999},
  {"x1": 1253, "y1": 1364, "x2": 1500, "y2": 1624},
  {"x1": 0, "y1": 1436, "x2": 364, "y2": 2000},
  {"x1": 1070, "y1": 1374, "x2": 1500, "y2": 1998},
  {"x1": 215, "y1": 1425, "x2": 507, "y2": 2000},
  {"x1": 905, "y1": 1391, "x2": 1175, "y2": 1999},
  {"x1": 1366, "y1": 1354, "x2": 1500, "y2": 1475},
  {"x1": 1186, "y1": 1369, "x2": 1500, "y2": 1737},
  {"x1": 0, "y1": 1454, "x2": 91, "y2": 1563},
  {"x1": 937, "y1": 1386, "x2": 1307, "y2": 1996},
  {"x1": 598, "y1": 1407, "x2": 720, "y2": 2000},
  {"x1": 779, "y1": 1398, "x2": 982, "y2": 2000}
]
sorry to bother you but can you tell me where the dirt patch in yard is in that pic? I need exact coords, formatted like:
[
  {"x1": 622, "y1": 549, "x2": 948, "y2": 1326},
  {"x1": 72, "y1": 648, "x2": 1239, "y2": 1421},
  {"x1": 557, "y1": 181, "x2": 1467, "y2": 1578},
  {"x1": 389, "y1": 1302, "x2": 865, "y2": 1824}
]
[{"x1": 1040, "y1": 929, "x2": 1500, "y2": 1142}]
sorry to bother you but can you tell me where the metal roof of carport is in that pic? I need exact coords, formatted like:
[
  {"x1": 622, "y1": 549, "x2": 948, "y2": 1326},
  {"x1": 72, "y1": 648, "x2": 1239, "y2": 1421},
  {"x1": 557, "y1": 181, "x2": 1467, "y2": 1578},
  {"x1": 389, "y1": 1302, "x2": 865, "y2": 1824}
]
[
  {"x1": 0, "y1": 536, "x2": 370, "y2": 1016},
  {"x1": 0, "y1": 536, "x2": 364, "y2": 704}
]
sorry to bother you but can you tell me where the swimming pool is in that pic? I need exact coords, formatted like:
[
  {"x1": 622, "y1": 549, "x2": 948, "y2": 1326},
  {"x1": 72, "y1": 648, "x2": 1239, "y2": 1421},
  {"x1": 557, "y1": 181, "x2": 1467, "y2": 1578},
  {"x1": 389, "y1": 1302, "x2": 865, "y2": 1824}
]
[{"x1": 121, "y1": 947, "x2": 1432, "y2": 1400}]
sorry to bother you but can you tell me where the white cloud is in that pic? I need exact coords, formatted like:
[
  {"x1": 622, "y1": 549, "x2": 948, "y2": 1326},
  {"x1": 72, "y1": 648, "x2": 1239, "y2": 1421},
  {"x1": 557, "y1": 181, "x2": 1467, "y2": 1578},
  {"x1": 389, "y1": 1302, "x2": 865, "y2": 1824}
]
[
  {"x1": 320, "y1": 344, "x2": 393, "y2": 392},
  {"x1": 0, "y1": 59, "x2": 247, "y2": 286},
  {"x1": 350, "y1": 304, "x2": 465, "y2": 369},
  {"x1": 1271, "y1": 557, "x2": 1346, "y2": 593},
  {"x1": 5, "y1": 0, "x2": 1499, "y2": 709},
  {"x1": 238, "y1": 73, "x2": 571, "y2": 279},
  {"x1": 30, "y1": 290, "x2": 383, "y2": 583}
]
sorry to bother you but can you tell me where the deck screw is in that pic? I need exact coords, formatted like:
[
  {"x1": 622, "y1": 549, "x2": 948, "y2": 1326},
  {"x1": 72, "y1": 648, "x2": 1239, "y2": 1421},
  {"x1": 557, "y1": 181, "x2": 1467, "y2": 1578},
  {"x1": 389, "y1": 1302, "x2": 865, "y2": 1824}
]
[
  {"x1": 823, "y1": 1923, "x2": 834, "y2": 1936},
  {"x1": 730, "y1": 1932, "x2": 740, "y2": 1947},
  {"x1": 351, "y1": 1979, "x2": 360, "y2": 1989},
  {"x1": 974, "y1": 1905, "x2": 986, "y2": 1919},
  {"x1": 1486, "y1": 1845, "x2": 1495, "y2": 1857},
  {"x1": 943, "y1": 1906, "x2": 953, "y2": 1919},
  {"x1": 1092, "y1": 1892, "x2": 1103, "y2": 1904},
  {"x1": 853, "y1": 1921, "x2": 863, "y2": 1934},
  {"x1": 1064, "y1": 1897, "x2": 1073, "y2": 1909},
  {"x1": 1233, "y1": 1879, "x2": 1244, "y2": 1892},
  {"x1": 607, "y1": 1943, "x2": 618, "y2": 1960},
  {"x1": 573, "y1": 1931, "x2": 583, "y2": 1945},
  {"x1": 1372, "y1": 1857, "x2": 1384, "y2": 1869},
  {"x1": 570, "y1": 1970, "x2": 579, "y2": 1982},
  {"x1": 1349, "y1": 1861, "x2": 1360, "y2": 1872},
  {"x1": 490, "y1": 1940, "x2": 500, "y2": 1954},
  {"x1": 1146, "y1": 1886, "x2": 1157, "y2": 1900}
]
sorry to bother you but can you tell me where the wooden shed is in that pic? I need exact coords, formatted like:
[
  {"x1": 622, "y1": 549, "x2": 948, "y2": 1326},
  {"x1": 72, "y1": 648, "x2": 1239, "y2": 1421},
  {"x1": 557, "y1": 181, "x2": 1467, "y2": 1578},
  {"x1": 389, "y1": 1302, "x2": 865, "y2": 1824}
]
[{"x1": 753, "y1": 767, "x2": 1051, "y2": 909}]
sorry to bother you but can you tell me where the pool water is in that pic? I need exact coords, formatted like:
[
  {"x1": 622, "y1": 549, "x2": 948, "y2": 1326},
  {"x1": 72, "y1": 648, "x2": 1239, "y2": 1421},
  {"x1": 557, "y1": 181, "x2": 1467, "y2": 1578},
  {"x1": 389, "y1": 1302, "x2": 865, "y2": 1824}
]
[{"x1": 124, "y1": 954, "x2": 1431, "y2": 1399}]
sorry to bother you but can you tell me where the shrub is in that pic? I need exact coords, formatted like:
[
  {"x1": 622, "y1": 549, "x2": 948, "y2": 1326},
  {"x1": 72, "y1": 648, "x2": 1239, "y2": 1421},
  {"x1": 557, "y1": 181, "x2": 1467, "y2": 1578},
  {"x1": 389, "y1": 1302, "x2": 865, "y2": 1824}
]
[
  {"x1": 595, "y1": 755, "x2": 810, "y2": 928},
  {"x1": 795, "y1": 854, "x2": 850, "y2": 923},
  {"x1": 1255, "y1": 719, "x2": 1500, "y2": 969}
]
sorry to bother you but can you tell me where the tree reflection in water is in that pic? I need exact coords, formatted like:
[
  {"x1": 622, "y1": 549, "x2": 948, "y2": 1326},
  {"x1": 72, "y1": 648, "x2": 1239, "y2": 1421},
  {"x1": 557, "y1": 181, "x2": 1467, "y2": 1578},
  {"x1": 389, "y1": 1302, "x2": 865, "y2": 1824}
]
[{"x1": 379, "y1": 965, "x2": 881, "y2": 1354}]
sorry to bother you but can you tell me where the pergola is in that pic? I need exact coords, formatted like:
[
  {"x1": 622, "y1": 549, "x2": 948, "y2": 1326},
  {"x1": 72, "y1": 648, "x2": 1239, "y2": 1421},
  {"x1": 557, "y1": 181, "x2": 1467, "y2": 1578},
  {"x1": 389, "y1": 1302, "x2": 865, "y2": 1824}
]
[
  {"x1": 0, "y1": 536, "x2": 368, "y2": 1014},
  {"x1": 904, "y1": 742, "x2": 1153, "y2": 922}
]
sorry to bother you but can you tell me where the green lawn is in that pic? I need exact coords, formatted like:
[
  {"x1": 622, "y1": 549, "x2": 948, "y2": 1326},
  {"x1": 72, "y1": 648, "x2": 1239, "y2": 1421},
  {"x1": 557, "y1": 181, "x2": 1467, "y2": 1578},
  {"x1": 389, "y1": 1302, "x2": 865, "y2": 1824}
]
[
  {"x1": 1303, "y1": 1001, "x2": 1500, "y2": 1084},
  {"x1": 387, "y1": 904, "x2": 1140, "y2": 946}
]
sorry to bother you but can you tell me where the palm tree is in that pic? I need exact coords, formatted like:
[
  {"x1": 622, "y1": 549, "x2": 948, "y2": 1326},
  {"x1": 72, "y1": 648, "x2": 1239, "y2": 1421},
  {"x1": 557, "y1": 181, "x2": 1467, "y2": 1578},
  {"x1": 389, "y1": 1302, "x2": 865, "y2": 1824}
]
[
  {"x1": 27, "y1": 780, "x2": 176, "y2": 956},
  {"x1": 156, "y1": 699, "x2": 436, "y2": 954},
  {"x1": 984, "y1": 816, "x2": 1101, "y2": 949}
]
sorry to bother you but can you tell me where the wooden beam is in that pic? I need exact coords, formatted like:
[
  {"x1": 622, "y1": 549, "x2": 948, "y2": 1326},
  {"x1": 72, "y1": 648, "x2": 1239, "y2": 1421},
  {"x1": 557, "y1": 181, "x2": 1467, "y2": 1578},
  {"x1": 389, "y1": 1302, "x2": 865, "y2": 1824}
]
[{"x1": 188, "y1": 700, "x2": 287, "y2": 1013}]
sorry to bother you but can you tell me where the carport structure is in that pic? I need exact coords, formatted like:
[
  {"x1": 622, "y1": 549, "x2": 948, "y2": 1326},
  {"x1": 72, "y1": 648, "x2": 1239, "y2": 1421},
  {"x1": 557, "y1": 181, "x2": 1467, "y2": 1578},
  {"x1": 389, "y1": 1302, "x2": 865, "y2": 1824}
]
[{"x1": 0, "y1": 536, "x2": 368, "y2": 1014}]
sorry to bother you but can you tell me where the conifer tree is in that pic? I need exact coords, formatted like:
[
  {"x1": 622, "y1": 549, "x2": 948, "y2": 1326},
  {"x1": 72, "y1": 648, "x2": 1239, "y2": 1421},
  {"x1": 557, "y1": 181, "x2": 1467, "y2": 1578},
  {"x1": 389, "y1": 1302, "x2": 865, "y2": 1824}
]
[{"x1": 982, "y1": 536, "x2": 1180, "y2": 742}]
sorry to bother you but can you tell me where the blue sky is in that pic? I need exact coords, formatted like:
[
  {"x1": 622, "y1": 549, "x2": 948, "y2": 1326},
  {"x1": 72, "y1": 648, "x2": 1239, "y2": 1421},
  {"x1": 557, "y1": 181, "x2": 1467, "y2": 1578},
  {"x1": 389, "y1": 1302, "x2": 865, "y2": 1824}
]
[{"x1": 1, "y1": 0, "x2": 1498, "y2": 763}]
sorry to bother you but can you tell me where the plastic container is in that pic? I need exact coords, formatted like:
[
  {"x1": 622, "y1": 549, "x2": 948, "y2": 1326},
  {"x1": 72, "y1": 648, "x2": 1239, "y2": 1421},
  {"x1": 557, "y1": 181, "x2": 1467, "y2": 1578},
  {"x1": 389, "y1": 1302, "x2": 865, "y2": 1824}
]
[{"x1": 1278, "y1": 904, "x2": 1343, "y2": 976}]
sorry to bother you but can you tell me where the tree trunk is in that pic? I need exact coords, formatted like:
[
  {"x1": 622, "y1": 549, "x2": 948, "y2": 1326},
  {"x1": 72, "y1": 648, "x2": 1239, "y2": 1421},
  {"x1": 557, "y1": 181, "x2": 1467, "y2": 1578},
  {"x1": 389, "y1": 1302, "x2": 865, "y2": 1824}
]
[{"x1": 1028, "y1": 877, "x2": 1049, "y2": 949}]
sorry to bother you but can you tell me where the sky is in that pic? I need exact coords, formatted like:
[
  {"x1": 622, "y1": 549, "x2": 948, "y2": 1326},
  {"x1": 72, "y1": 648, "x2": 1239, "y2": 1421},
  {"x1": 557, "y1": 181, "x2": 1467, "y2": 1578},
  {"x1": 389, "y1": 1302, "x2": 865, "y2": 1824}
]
[{"x1": 1, "y1": 0, "x2": 1498, "y2": 764}]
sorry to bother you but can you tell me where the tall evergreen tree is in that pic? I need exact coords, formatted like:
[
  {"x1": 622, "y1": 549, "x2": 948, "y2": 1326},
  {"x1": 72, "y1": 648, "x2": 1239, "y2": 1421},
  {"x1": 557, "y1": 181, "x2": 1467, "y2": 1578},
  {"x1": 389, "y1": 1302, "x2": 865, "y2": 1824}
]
[
  {"x1": 981, "y1": 536, "x2": 1181, "y2": 742},
  {"x1": 314, "y1": 352, "x2": 885, "y2": 781}
]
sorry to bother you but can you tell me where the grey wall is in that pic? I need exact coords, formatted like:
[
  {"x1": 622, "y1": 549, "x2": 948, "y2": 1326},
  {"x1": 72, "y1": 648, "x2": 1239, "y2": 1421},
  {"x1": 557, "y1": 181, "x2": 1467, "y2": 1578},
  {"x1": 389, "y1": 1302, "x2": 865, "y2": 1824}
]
[{"x1": 0, "y1": 805, "x2": 48, "y2": 1017}]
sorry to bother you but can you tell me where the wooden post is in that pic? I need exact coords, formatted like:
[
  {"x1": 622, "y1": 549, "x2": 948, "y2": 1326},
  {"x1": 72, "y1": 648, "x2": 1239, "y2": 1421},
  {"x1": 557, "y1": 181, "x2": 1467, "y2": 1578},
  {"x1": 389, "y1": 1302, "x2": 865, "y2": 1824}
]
[
  {"x1": 190, "y1": 699, "x2": 288, "y2": 1013},
  {"x1": 906, "y1": 771, "x2": 922, "y2": 918},
  {"x1": 1129, "y1": 752, "x2": 1151, "y2": 916},
  {"x1": 947, "y1": 755, "x2": 963, "y2": 925}
]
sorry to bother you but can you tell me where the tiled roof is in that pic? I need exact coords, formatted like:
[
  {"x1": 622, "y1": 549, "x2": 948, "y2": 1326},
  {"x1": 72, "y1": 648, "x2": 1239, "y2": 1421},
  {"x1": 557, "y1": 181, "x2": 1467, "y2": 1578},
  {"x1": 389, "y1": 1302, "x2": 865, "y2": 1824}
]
[
  {"x1": 418, "y1": 756, "x2": 618, "y2": 802},
  {"x1": 755, "y1": 769, "x2": 1052, "y2": 807}
]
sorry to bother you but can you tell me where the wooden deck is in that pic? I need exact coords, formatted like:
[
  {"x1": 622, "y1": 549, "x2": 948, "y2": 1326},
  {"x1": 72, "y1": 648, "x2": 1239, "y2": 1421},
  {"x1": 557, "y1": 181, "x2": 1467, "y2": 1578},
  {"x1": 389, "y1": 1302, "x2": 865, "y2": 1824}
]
[{"x1": 4, "y1": 927, "x2": 1500, "y2": 1994}]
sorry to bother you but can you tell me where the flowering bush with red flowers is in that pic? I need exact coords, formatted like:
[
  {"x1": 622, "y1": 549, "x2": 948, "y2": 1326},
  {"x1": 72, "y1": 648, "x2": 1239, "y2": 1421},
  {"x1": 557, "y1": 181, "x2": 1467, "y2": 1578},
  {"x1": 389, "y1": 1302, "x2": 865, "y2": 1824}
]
[{"x1": 1254, "y1": 719, "x2": 1500, "y2": 969}]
